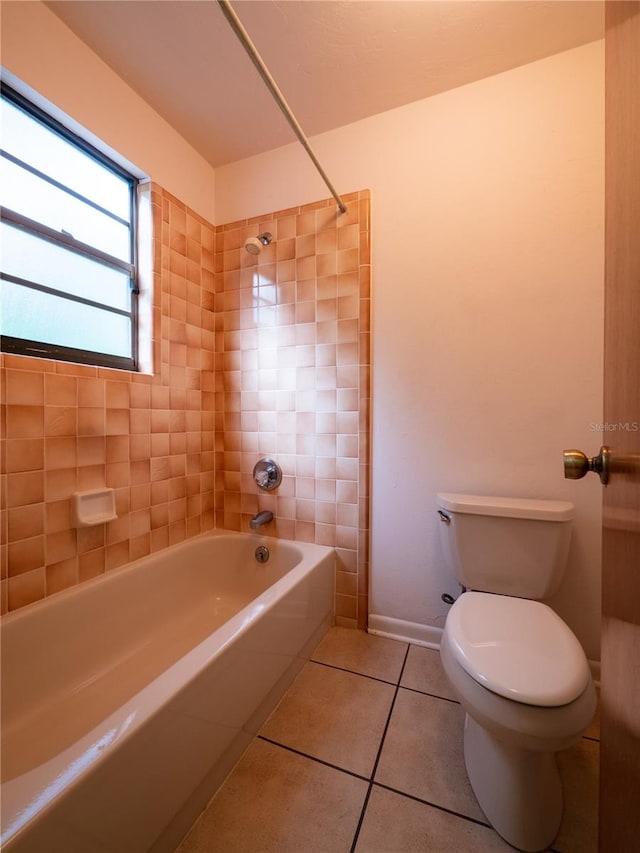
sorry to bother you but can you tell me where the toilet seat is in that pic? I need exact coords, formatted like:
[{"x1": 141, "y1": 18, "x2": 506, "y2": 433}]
[{"x1": 445, "y1": 592, "x2": 590, "y2": 707}]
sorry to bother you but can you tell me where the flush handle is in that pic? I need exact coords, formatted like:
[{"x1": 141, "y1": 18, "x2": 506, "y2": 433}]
[{"x1": 563, "y1": 446, "x2": 610, "y2": 486}]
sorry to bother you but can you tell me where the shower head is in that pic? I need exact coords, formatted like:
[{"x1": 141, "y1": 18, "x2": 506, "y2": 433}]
[{"x1": 244, "y1": 232, "x2": 272, "y2": 255}]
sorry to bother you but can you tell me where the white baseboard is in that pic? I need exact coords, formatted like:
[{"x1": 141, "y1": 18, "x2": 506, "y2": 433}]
[{"x1": 368, "y1": 614, "x2": 443, "y2": 649}]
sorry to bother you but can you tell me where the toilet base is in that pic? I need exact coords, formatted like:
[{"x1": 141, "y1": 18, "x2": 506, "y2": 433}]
[{"x1": 463, "y1": 714, "x2": 562, "y2": 852}]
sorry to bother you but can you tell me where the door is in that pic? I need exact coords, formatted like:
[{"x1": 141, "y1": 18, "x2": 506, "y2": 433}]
[{"x1": 600, "y1": 3, "x2": 640, "y2": 850}]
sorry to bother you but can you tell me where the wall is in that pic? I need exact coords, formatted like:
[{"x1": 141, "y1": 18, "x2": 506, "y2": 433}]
[
  {"x1": 214, "y1": 192, "x2": 371, "y2": 627},
  {"x1": 215, "y1": 42, "x2": 605, "y2": 660},
  {"x1": 1, "y1": 185, "x2": 216, "y2": 612},
  {"x1": 0, "y1": 8, "x2": 605, "y2": 657},
  {"x1": 0, "y1": 1, "x2": 215, "y2": 221},
  {"x1": 1, "y1": 184, "x2": 372, "y2": 625},
  {"x1": 0, "y1": 2, "x2": 372, "y2": 624},
  {"x1": 1, "y1": 4, "x2": 221, "y2": 611}
]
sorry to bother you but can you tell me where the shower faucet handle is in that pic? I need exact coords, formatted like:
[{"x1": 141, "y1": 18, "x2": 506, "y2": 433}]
[
  {"x1": 255, "y1": 470, "x2": 270, "y2": 488},
  {"x1": 253, "y1": 458, "x2": 282, "y2": 491}
]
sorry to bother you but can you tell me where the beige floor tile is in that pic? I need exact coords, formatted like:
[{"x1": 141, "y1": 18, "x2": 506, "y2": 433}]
[
  {"x1": 554, "y1": 737, "x2": 599, "y2": 853},
  {"x1": 260, "y1": 660, "x2": 395, "y2": 777},
  {"x1": 312, "y1": 626, "x2": 408, "y2": 683},
  {"x1": 401, "y1": 644, "x2": 459, "y2": 702},
  {"x1": 176, "y1": 738, "x2": 368, "y2": 853},
  {"x1": 355, "y1": 785, "x2": 513, "y2": 852},
  {"x1": 375, "y1": 688, "x2": 485, "y2": 822}
]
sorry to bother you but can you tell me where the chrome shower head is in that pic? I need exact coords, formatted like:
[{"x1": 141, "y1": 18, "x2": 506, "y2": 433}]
[{"x1": 244, "y1": 232, "x2": 272, "y2": 254}]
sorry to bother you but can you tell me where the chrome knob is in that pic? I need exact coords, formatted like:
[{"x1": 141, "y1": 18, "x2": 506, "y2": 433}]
[
  {"x1": 253, "y1": 457, "x2": 282, "y2": 491},
  {"x1": 563, "y1": 446, "x2": 610, "y2": 485}
]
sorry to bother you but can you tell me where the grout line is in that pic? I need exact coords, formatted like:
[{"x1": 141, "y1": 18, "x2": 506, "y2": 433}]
[
  {"x1": 308, "y1": 657, "x2": 402, "y2": 687},
  {"x1": 372, "y1": 780, "x2": 494, "y2": 831},
  {"x1": 258, "y1": 730, "x2": 502, "y2": 845},
  {"x1": 399, "y1": 684, "x2": 461, "y2": 705},
  {"x1": 349, "y1": 643, "x2": 411, "y2": 853},
  {"x1": 256, "y1": 735, "x2": 370, "y2": 784},
  {"x1": 309, "y1": 657, "x2": 461, "y2": 706}
]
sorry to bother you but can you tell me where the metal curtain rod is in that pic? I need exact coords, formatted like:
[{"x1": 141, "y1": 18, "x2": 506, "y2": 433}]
[{"x1": 217, "y1": 0, "x2": 348, "y2": 214}]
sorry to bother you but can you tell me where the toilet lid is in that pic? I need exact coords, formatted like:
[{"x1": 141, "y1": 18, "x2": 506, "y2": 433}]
[{"x1": 445, "y1": 592, "x2": 591, "y2": 707}]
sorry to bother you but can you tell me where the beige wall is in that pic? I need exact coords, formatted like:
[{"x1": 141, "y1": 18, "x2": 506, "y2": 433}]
[
  {"x1": 215, "y1": 42, "x2": 605, "y2": 661},
  {"x1": 0, "y1": 1, "x2": 215, "y2": 222}
]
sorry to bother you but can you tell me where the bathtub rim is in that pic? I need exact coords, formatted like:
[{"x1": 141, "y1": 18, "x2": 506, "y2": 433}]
[{"x1": 0, "y1": 529, "x2": 324, "y2": 630}]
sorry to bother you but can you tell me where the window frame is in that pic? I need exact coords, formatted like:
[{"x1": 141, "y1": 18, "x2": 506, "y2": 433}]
[{"x1": 0, "y1": 84, "x2": 139, "y2": 372}]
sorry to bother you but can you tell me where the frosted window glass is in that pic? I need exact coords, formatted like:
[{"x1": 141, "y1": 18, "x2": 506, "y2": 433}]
[
  {"x1": 1, "y1": 98, "x2": 130, "y2": 220},
  {"x1": 1, "y1": 158, "x2": 130, "y2": 262},
  {"x1": 1, "y1": 223, "x2": 131, "y2": 311},
  {"x1": 1, "y1": 280, "x2": 131, "y2": 358}
]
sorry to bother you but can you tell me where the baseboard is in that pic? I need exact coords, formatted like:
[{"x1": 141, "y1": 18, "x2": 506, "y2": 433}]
[{"x1": 367, "y1": 614, "x2": 443, "y2": 649}]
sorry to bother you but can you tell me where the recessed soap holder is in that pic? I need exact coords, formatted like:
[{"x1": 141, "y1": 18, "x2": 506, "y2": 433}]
[{"x1": 73, "y1": 488, "x2": 117, "y2": 527}]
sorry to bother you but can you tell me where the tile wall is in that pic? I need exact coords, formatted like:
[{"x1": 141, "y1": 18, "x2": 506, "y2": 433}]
[
  {"x1": 214, "y1": 191, "x2": 371, "y2": 628},
  {"x1": 1, "y1": 187, "x2": 371, "y2": 629},
  {"x1": 0, "y1": 184, "x2": 216, "y2": 613}
]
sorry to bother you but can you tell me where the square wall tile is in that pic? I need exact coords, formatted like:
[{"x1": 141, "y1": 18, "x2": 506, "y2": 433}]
[
  {"x1": 215, "y1": 191, "x2": 371, "y2": 628},
  {"x1": 2, "y1": 187, "x2": 371, "y2": 630},
  {"x1": 1, "y1": 184, "x2": 216, "y2": 613}
]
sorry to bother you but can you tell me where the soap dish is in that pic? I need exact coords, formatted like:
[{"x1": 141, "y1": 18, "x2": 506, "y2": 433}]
[{"x1": 72, "y1": 488, "x2": 117, "y2": 527}]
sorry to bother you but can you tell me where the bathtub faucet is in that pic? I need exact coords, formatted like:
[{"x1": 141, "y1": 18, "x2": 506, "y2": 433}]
[{"x1": 250, "y1": 510, "x2": 273, "y2": 531}]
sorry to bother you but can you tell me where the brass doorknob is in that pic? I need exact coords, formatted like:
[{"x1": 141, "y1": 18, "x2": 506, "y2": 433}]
[{"x1": 563, "y1": 446, "x2": 610, "y2": 485}]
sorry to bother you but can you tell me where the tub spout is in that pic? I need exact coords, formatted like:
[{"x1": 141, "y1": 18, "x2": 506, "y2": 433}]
[{"x1": 250, "y1": 510, "x2": 273, "y2": 531}]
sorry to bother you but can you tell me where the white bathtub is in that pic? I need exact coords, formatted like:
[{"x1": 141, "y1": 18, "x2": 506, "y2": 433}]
[{"x1": 1, "y1": 531, "x2": 335, "y2": 852}]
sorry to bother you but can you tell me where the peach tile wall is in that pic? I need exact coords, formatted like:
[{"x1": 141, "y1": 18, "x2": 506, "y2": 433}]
[
  {"x1": 0, "y1": 184, "x2": 216, "y2": 614},
  {"x1": 1, "y1": 186, "x2": 371, "y2": 629},
  {"x1": 214, "y1": 191, "x2": 371, "y2": 629}
]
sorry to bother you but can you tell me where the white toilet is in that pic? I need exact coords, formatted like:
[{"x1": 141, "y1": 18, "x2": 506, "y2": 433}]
[{"x1": 436, "y1": 493, "x2": 596, "y2": 852}]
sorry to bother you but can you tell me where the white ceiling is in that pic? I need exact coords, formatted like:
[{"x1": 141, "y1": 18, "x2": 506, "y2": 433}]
[{"x1": 46, "y1": 1, "x2": 604, "y2": 168}]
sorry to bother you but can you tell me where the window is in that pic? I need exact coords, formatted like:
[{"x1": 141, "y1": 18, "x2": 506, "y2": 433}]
[{"x1": 0, "y1": 85, "x2": 138, "y2": 371}]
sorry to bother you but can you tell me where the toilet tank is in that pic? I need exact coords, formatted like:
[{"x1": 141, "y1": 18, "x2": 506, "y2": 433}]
[{"x1": 436, "y1": 493, "x2": 575, "y2": 599}]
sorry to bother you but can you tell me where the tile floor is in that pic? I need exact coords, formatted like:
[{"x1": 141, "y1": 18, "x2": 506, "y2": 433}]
[{"x1": 176, "y1": 627, "x2": 599, "y2": 853}]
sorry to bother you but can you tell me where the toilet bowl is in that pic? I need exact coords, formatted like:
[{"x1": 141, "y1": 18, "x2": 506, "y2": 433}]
[
  {"x1": 440, "y1": 593, "x2": 596, "y2": 852},
  {"x1": 436, "y1": 494, "x2": 596, "y2": 852}
]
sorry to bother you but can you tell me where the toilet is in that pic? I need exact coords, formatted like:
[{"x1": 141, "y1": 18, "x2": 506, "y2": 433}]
[{"x1": 436, "y1": 493, "x2": 596, "y2": 852}]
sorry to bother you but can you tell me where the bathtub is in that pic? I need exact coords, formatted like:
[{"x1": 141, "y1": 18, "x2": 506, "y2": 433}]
[{"x1": 1, "y1": 530, "x2": 335, "y2": 853}]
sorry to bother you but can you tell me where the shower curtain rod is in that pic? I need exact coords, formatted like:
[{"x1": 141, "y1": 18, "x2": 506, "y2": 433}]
[{"x1": 217, "y1": 0, "x2": 348, "y2": 214}]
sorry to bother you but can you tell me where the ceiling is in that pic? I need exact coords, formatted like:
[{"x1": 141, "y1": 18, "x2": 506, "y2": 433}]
[{"x1": 46, "y1": 1, "x2": 604, "y2": 168}]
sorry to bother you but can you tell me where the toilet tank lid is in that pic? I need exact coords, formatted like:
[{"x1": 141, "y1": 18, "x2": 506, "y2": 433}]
[{"x1": 437, "y1": 493, "x2": 574, "y2": 522}]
